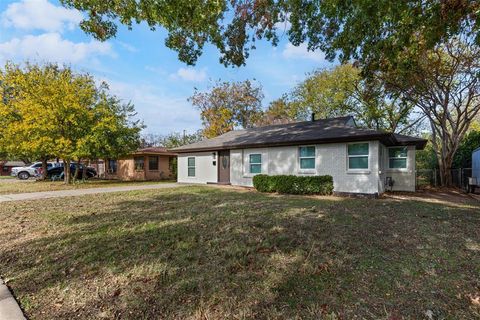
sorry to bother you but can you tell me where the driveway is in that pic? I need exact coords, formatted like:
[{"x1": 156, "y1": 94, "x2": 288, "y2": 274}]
[{"x1": 0, "y1": 183, "x2": 185, "y2": 202}]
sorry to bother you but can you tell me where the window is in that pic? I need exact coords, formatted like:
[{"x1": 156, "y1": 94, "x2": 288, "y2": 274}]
[
  {"x1": 249, "y1": 154, "x2": 262, "y2": 174},
  {"x1": 299, "y1": 146, "x2": 315, "y2": 169},
  {"x1": 348, "y1": 143, "x2": 369, "y2": 170},
  {"x1": 108, "y1": 159, "x2": 117, "y2": 173},
  {"x1": 149, "y1": 156, "x2": 159, "y2": 171},
  {"x1": 134, "y1": 156, "x2": 144, "y2": 171},
  {"x1": 388, "y1": 147, "x2": 407, "y2": 169},
  {"x1": 187, "y1": 157, "x2": 195, "y2": 177}
]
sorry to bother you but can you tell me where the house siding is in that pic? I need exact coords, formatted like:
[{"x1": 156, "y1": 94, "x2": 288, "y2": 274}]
[
  {"x1": 230, "y1": 141, "x2": 381, "y2": 194},
  {"x1": 105, "y1": 155, "x2": 174, "y2": 181},
  {"x1": 380, "y1": 145, "x2": 416, "y2": 192},
  {"x1": 177, "y1": 152, "x2": 218, "y2": 184},
  {"x1": 177, "y1": 141, "x2": 418, "y2": 194}
]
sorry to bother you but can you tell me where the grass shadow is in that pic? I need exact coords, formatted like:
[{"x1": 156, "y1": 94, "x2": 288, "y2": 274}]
[{"x1": 0, "y1": 186, "x2": 479, "y2": 319}]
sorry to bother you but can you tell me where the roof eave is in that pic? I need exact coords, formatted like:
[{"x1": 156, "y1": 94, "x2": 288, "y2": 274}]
[
  {"x1": 132, "y1": 151, "x2": 177, "y2": 156},
  {"x1": 173, "y1": 134, "x2": 393, "y2": 153}
]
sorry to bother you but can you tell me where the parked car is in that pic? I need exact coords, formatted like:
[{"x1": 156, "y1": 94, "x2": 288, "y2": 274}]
[
  {"x1": 46, "y1": 163, "x2": 97, "y2": 180},
  {"x1": 11, "y1": 162, "x2": 58, "y2": 180}
]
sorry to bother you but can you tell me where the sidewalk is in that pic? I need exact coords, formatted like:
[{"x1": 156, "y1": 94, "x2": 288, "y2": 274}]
[
  {"x1": 0, "y1": 183, "x2": 184, "y2": 202},
  {"x1": 0, "y1": 279, "x2": 25, "y2": 320}
]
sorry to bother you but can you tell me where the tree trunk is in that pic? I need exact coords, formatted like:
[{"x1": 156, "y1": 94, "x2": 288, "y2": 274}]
[
  {"x1": 41, "y1": 157, "x2": 48, "y2": 180},
  {"x1": 64, "y1": 160, "x2": 71, "y2": 184},
  {"x1": 438, "y1": 152, "x2": 454, "y2": 187},
  {"x1": 82, "y1": 160, "x2": 88, "y2": 180},
  {"x1": 73, "y1": 158, "x2": 81, "y2": 182}
]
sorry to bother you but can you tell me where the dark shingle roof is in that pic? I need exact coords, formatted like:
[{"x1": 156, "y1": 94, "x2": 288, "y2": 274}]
[
  {"x1": 393, "y1": 133, "x2": 428, "y2": 149},
  {"x1": 171, "y1": 116, "x2": 427, "y2": 152}
]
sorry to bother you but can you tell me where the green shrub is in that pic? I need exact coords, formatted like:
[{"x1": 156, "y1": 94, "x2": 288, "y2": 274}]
[{"x1": 252, "y1": 174, "x2": 333, "y2": 195}]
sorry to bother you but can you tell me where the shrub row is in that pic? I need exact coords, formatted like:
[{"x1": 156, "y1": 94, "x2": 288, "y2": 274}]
[{"x1": 252, "y1": 174, "x2": 334, "y2": 195}]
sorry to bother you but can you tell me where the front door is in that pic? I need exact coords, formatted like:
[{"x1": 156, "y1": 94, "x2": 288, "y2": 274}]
[{"x1": 218, "y1": 150, "x2": 230, "y2": 184}]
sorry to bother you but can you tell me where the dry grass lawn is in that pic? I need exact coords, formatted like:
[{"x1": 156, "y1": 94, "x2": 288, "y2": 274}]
[
  {"x1": 0, "y1": 186, "x2": 479, "y2": 319},
  {"x1": 0, "y1": 179, "x2": 173, "y2": 195}
]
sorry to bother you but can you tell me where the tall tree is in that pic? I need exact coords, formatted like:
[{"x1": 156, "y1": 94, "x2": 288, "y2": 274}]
[
  {"x1": 386, "y1": 35, "x2": 480, "y2": 186},
  {"x1": 0, "y1": 63, "x2": 61, "y2": 178},
  {"x1": 61, "y1": 0, "x2": 479, "y2": 70},
  {"x1": 141, "y1": 131, "x2": 203, "y2": 148},
  {"x1": 0, "y1": 63, "x2": 143, "y2": 183},
  {"x1": 189, "y1": 80, "x2": 264, "y2": 138},
  {"x1": 75, "y1": 90, "x2": 143, "y2": 179},
  {"x1": 286, "y1": 64, "x2": 417, "y2": 133},
  {"x1": 256, "y1": 95, "x2": 296, "y2": 126}
]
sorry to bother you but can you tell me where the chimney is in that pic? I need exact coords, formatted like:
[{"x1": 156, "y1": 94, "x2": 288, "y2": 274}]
[{"x1": 311, "y1": 113, "x2": 315, "y2": 122}]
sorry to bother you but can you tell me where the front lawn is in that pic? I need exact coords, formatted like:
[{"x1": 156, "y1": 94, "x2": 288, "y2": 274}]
[
  {"x1": 0, "y1": 186, "x2": 479, "y2": 319},
  {"x1": 0, "y1": 179, "x2": 174, "y2": 195}
]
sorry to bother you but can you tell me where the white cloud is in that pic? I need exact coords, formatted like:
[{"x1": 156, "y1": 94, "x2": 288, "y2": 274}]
[
  {"x1": 116, "y1": 40, "x2": 138, "y2": 53},
  {"x1": 282, "y1": 43, "x2": 326, "y2": 62},
  {"x1": 170, "y1": 67, "x2": 207, "y2": 82},
  {"x1": 0, "y1": 32, "x2": 113, "y2": 64},
  {"x1": 106, "y1": 79, "x2": 201, "y2": 134},
  {"x1": 1, "y1": 0, "x2": 83, "y2": 33}
]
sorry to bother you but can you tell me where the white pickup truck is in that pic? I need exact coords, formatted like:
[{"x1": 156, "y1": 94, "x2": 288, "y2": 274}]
[
  {"x1": 11, "y1": 162, "x2": 56, "y2": 180},
  {"x1": 468, "y1": 147, "x2": 480, "y2": 193}
]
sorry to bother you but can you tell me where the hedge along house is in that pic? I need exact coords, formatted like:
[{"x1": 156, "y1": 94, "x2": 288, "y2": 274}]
[
  {"x1": 105, "y1": 147, "x2": 176, "y2": 181},
  {"x1": 172, "y1": 116, "x2": 427, "y2": 196}
]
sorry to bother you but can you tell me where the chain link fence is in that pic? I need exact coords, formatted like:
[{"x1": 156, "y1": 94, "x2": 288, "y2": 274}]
[{"x1": 416, "y1": 168, "x2": 472, "y2": 189}]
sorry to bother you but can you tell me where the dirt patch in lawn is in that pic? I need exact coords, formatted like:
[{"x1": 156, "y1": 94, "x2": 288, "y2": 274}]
[
  {"x1": 0, "y1": 186, "x2": 479, "y2": 319},
  {"x1": 385, "y1": 188, "x2": 479, "y2": 206}
]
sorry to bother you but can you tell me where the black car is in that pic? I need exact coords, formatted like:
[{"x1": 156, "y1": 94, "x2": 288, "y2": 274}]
[{"x1": 46, "y1": 163, "x2": 97, "y2": 179}]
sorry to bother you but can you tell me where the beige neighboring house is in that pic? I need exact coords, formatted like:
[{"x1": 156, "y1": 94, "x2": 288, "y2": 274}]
[{"x1": 105, "y1": 147, "x2": 177, "y2": 181}]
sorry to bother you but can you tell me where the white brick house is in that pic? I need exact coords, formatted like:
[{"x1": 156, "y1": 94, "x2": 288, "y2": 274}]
[{"x1": 172, "y1": 116, "x2": 427, "y2": 196}]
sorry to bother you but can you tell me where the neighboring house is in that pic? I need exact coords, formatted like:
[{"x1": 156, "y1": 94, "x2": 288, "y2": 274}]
[
  {"x1": 105, "y1": 147, "x2": 176, "y2": 181},
  {"x1": 172, "y1": 116, "x2": 427, "y2": 196},
  {"x1": 1, "y1": 161, "x2": 26, "y2": 176}
]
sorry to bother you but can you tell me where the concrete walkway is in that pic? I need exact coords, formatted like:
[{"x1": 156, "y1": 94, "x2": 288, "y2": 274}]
[
  {"x1": 0, "y1": 279, "x2": 25, "y2": 320},
  {"x1": 0, "y1": 183, "x2": 184, "y2": 203}
]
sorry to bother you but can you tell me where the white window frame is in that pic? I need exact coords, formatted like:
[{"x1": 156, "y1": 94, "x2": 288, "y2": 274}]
[
  {"x1": 249, "y1": 153, "x2": 262, "y2": 175},
  {"x1": 347, "y1": 142, "x2": 370, "y2": 172},
  {"x1": 387, "y1": 146, "x2": 408, "y2": 171},
  {"x1": 187, "y1": 157, "x2": 195, "y2": 177},
  {"x1": 298, "y1": 146, "x2": 316, "y2": 172}
]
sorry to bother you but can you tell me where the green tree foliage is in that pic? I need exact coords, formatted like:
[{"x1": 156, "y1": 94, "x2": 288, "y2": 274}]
[
  {"x1": 272, "y1": 64, "x2": 417, "y2": 133},
  {"x1": 453, "y1": 130, "x2": 480, "y2": 169},
  {"x1": 290, "y1": 64, "x2": 359, "y2": 120},
  {"x1": 141, "y1": 131, "x2": 203, "y2": 148},
  {"x1": 256, "y1": 95, "x2": 297, "y2": 126},
  {"x1": 61, "y1": 0, "x2": 479, "y2": 70},
  {"x1": 416, "y1": 143, "x2": 439, "y2": 170},
  {"x1": 0, "y1": 63, "x2": 67, "y2": 177},
  {"x1": 385, "y1": 35, "x2": 480, "y2": 186},
  {"x1": 189, "y1": 80, "x2": 264, "y2": 138},
  {"x1": 0, "y1": 63, "x2": 142, "y2": 183}
]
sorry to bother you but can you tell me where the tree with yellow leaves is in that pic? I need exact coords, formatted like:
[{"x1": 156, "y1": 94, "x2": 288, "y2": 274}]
[{"x1": 0, "y1": 62, "x2": 142, "y2": 183}]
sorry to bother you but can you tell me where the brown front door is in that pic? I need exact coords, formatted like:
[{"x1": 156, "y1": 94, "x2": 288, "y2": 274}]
[{"x1": 218, "y1": 150, "x2": 230, "y2": 184}]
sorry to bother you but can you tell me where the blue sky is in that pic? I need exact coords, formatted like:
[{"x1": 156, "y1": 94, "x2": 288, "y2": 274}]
[{"x1": 0, "y1": 0, "x2": 333, "y2": 134}]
